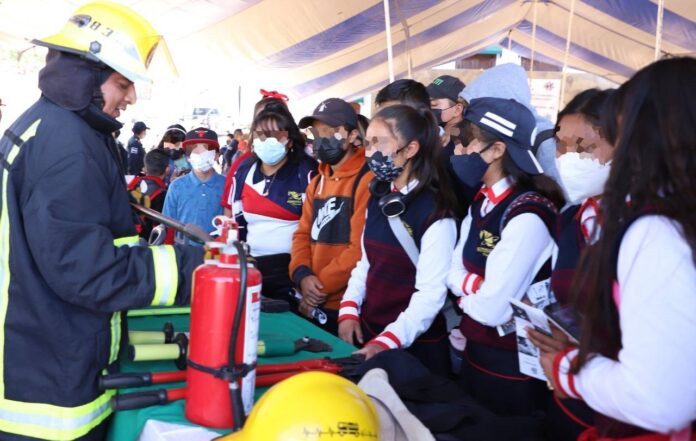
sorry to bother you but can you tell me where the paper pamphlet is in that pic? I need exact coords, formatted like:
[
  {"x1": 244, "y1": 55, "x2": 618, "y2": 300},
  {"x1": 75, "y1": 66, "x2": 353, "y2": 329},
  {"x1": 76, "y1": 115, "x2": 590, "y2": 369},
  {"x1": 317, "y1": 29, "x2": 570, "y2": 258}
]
[
  {"x1": 496, "y1": 279, "x2": 554, "y2": 337},
  {"x1": 510, "y1": 298, "x2": 552, "y2": 381}
]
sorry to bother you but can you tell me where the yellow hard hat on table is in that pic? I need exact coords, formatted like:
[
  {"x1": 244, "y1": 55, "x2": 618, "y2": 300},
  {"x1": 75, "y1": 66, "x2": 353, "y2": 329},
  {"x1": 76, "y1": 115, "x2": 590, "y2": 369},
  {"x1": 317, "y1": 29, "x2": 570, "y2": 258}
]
[
  {"x1": 32, "y1": 1, "x2": 174, "y2": 83},
  {"x1": 220, "y1": 371, "x2": 380, "y2": 440}
]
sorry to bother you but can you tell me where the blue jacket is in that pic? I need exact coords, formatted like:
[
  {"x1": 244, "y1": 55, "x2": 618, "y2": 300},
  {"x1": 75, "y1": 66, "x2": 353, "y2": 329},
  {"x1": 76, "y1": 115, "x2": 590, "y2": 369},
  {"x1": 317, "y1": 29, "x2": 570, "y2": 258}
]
[{"x1": 0, "y1": 97, "x2": 203, "y2": 440}]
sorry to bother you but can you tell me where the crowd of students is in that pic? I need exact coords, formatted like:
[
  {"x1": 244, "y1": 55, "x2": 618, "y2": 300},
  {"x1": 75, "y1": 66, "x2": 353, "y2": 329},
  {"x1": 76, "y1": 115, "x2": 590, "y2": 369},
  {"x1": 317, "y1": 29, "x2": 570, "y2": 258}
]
[{"x1": 126, "y1": 57, "x2": 696, "y2": 440}]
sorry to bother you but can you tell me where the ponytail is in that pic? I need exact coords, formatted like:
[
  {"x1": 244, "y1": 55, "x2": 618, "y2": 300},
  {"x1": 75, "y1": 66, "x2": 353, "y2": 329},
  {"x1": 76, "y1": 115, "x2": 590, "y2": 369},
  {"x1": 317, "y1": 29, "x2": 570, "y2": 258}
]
[
  {"x1": 502, "y1": 154, "x2": 565, "y2": 209},
  {"x1": 372, "y1": 104, "x2": 460, "y2": 217}
]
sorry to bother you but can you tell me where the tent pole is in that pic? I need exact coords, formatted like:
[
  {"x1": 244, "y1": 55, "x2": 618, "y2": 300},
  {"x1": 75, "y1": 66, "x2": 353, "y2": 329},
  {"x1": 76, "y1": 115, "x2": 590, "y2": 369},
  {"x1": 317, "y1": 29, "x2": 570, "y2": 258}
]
[
  {"x1": 530, "y1": 0, "x2": 538, "y2": 79},
  {"x1": 507, "y1": 29, "x2": 513, "y2": 51},
  {"x1": 654, "y1": 0, "x2": 665, "y2": 60},
  {"x1": 560, "y1": 0, "x2": 576, "y2": 108},
  {"x1": 383, "y1": 0, "x2": 395, "y2": 83},
  {"x1": 394, "y1": 0, "x2": 413, "y2": 78}
]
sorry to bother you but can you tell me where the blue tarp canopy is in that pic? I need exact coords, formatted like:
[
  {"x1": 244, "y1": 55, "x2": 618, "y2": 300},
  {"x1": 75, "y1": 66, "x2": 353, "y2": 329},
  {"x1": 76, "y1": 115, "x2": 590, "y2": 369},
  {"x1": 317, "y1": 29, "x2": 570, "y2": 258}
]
[{"x1": 1, "y1": 0, "x2": 694, "y2": 109}]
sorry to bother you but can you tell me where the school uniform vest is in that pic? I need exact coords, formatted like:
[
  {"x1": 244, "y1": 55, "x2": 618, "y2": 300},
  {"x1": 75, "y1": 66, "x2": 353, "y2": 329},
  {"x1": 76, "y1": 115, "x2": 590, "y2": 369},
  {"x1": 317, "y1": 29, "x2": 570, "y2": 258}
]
[
  {"x1": 361, "y1": 189, "x2": 448, "y2": 339},
  {"x1": 551, "y1": 204, "x2": 584, "y2": 305},
  {"x1": 548, "y1": 204, "x2": 596, "y2": 441},
  {"x1": 459, "y1": 190, "x2": 556, "y2": 350}
]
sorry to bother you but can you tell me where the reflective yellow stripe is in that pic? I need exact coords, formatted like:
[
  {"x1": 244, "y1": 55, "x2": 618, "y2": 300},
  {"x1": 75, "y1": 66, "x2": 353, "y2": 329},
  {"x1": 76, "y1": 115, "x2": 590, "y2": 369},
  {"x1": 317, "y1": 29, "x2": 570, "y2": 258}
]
[
  {"x1": 0, "y1": 391, "x2": 114, "y2": 440},
  {"x1": 150, "y1": 245, "x2": 178, "y2": 306},
  {"x1": 0, "y1": 119, "x2": 42, "y2": 399},
  {"x1": 0, "y1": 143, "x2": 14, "y2": 400},
  {"x1": 20, "y1": 120, "x2": 41, "y2": 142},
  {"x1": 0, "y1": 119, "x2": 114, "y2": 440},
  {"x1": 108, "y1": 312, "x2": 121, "y2": 364},
  {"x1": 113, "y1": 235, "x2": 140, "y2": 247}
]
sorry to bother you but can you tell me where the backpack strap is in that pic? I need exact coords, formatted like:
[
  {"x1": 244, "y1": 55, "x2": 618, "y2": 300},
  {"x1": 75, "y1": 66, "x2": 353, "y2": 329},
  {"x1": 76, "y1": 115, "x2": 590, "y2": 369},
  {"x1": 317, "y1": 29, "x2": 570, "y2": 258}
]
[
  {"x1": 351, "y1": 163, "x2": 370, "y2": 213},
  {"x1": 308, "y1": 162, "x2": 369, "y2": 212},
  {"x1": 127, "y1": 176, "x2": 142, "y2": 191},
  {"x1": 387, "y1": 216, "x2": 419, "y2": 266},
  {"x1": 532, "y1": 128, "x2": 556, "y2": 156}
]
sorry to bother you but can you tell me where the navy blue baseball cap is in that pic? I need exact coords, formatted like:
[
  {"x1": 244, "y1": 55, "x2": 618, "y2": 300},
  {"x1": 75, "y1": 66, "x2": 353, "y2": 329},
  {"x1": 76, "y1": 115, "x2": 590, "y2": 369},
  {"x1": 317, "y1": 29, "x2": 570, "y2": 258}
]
[
  {"x1": 298, "y1": 98, "x2": 358, "y2": 129},
  {"x1": 132, "y1": 121, "x2": 150, "y2": 133},
  {"x1": 464, "y1": 97, "x2": 544, "y2": 175}
]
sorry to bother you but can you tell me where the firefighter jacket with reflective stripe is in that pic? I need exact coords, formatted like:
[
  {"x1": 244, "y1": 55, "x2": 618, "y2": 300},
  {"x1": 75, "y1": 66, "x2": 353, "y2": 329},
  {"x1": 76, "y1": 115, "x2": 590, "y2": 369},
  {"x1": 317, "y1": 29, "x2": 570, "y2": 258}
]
[{"x1": 0, "y1": 97, "x2": 204, "y2": 440}]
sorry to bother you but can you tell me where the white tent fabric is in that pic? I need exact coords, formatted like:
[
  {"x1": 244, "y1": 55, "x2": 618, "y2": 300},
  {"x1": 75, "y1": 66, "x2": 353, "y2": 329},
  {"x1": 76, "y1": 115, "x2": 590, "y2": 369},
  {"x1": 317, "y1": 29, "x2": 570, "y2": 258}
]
[{"x1": 1, "y1": 0, "x2": 695, "y2": 110}]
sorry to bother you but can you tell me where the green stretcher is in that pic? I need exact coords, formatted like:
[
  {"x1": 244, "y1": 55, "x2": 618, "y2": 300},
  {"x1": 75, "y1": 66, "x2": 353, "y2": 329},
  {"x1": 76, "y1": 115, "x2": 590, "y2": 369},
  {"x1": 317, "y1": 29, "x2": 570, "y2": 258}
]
[{"x1": 105, "y1": 311, "x2": 355, "y2": 440}]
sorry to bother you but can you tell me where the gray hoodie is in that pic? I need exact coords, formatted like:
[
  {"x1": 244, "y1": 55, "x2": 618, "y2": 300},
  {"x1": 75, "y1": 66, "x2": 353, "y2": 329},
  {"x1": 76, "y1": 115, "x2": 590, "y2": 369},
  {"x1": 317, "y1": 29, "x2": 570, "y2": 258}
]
[{"x1": 459, "y1": 63, "x2": 560, "y2": 184}]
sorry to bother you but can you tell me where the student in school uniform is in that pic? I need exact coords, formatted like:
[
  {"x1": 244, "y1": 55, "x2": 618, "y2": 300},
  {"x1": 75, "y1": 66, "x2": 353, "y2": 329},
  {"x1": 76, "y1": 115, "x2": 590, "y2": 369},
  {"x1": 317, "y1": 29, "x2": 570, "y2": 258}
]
[
  {"x1": 229, "y1": 102, "x2": 317, "y2": 300},
  {"x1": 447, "y1": 97, "x2": 565, "y2": 416},
  {"x1": 529, "y1": 57, "x2": 696, "y2": 441},
  {"x1": 338, "y1": 104, "x2": 458, "y2": 375},
  {"x1": 543, "y1": 88, "x2": 615, "y2": 440}
]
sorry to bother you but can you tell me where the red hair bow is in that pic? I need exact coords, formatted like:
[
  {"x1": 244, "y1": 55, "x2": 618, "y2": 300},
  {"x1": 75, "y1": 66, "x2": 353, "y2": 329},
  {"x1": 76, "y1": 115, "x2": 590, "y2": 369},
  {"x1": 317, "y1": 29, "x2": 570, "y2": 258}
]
[{"x1": 260, "y1": 89, "x2": 289, "y2": 101}]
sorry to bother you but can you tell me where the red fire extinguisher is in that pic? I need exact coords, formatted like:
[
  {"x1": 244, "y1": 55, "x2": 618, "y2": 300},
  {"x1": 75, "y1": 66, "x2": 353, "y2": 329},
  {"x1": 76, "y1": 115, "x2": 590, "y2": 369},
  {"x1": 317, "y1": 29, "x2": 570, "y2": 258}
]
[{"x1": 185, "y1": 221, "x2": 262, "y2": 429}]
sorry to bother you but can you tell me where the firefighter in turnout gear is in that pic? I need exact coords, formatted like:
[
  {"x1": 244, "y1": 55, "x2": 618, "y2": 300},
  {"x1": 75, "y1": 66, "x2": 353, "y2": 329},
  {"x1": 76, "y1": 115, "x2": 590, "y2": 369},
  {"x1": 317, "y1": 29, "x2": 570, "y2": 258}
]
[{"x1": 0, "y1": 3, "x2": 203, "y2": 440}]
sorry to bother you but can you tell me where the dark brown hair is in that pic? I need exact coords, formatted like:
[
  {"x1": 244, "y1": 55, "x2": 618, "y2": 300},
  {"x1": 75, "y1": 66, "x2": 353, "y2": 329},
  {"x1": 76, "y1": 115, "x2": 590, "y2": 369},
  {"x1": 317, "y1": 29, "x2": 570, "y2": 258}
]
[
  {"x1": 372, "y1": 104, "x2": 460, "y2": 218},
  {"x1": 572, "y1": 57, "x2": 696, "y2": 368}
]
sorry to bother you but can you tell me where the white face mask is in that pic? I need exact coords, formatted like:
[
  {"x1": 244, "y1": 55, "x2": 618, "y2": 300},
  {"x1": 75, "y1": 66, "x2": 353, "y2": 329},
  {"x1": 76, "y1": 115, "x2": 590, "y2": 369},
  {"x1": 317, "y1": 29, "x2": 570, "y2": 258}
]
[
  {"x1": 556, "y1": 152, "x2": 611, "y2": 205},
  {"x1": 189, "y1": 150, "x2": 216, "y2": 173}
]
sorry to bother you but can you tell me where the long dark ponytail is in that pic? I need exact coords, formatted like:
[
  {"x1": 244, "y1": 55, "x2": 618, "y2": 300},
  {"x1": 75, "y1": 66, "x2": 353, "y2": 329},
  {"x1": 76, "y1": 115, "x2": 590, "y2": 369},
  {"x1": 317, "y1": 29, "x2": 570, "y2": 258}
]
[
  {"x1": 372, "y1": 104, "x2": 461, "y2": 218},
  {"x1": 572, "y1": 57, "x2": 696, "y2": 369}
]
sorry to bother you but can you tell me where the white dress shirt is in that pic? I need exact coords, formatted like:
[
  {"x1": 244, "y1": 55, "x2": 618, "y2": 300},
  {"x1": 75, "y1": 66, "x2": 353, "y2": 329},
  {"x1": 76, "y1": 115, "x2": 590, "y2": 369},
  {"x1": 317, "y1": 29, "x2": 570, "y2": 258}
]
[
  {"x1": 554, "y1": 215, "x2": 696, "y2": 433},
  {"x1": 447, "y1": 177, "x2": 555, "y2": 327}
]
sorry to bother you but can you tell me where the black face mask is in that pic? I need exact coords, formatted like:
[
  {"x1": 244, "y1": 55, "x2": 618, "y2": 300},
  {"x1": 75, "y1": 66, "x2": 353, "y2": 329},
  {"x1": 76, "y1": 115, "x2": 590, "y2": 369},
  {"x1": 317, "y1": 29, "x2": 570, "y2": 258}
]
[
  {"x1": 314, "y1": 136, "x2": 347, "y2": 165},
  {"x1": 431, "y1": 104, "x2": 456, "y2": 128},
  {"x1": 449, "y1": 143, "x2": 494, "y2": 188}
]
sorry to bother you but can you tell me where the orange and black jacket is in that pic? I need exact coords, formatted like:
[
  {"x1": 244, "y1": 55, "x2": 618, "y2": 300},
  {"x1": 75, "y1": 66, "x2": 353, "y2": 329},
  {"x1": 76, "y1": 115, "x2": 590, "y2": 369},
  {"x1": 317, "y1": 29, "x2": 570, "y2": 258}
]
[{"x1": 290, "y1": 147, "x2": 373, "y2": 310}]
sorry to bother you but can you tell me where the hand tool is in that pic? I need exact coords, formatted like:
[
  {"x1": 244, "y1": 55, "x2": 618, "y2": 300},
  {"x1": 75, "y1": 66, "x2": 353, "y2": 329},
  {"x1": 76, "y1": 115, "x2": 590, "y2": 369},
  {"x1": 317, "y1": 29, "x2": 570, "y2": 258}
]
[
  {"x1": 130, "y1": 203, "x2": 212, "y2": 244},
  {"x1": 100, "y1": 355, "x2": 365, "y2": 392},
  {"x1": 111, "y1": 387, "x2": 186, "y2": 411},
  {"x1": 129, "y1": 333, "x2": 188, "y2": 370}
]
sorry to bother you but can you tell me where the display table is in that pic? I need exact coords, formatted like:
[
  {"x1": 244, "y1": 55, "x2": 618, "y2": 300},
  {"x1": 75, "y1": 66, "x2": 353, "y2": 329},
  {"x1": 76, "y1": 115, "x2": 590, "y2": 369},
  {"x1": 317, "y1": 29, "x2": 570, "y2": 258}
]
[{"x1": 106, "y1": 312, "x2": 355, "y2": 440}]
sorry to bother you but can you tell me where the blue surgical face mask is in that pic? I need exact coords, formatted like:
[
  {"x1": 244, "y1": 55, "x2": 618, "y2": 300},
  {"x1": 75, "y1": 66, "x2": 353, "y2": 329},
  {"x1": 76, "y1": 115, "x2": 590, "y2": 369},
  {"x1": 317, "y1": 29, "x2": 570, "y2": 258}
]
[{"x1": 253, "y1": 137, "x2": 288, "y2": 166}]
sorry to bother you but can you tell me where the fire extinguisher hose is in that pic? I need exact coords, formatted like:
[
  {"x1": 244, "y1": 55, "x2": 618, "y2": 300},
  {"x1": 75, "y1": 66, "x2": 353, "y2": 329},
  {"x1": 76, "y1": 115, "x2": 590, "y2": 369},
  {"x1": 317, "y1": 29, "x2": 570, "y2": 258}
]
[{"x1": 228, "y1": 240, "x2": 248, "y2": 431}]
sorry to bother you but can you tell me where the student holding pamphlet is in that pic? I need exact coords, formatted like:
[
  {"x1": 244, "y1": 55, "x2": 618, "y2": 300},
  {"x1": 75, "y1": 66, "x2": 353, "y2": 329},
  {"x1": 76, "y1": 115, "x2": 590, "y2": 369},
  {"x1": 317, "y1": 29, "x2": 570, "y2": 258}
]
[
  {"x1": 535, "y1": 88, "x2": 615, "y2": 440},
  {"x1": 529, "y1": 57, "x2": 696, "y2": 441},
  {"x1": 447, "y1": 97, "x2": 565, "y2": 417}
]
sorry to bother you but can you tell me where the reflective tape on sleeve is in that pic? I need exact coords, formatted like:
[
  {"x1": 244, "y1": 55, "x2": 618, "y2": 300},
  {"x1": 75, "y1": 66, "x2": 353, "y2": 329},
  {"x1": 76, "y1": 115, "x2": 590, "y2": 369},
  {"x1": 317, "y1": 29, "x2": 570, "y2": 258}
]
[{"x1": 150, "y1": 245, "x2": 178, "y2": 306}]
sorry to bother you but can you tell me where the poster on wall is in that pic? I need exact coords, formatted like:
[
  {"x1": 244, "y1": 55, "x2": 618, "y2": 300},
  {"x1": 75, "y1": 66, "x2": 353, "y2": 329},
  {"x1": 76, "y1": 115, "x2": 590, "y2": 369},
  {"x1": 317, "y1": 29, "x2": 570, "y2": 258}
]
[{"x1": 530, "y1": 79, "x2": 561, "y2": 123}]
